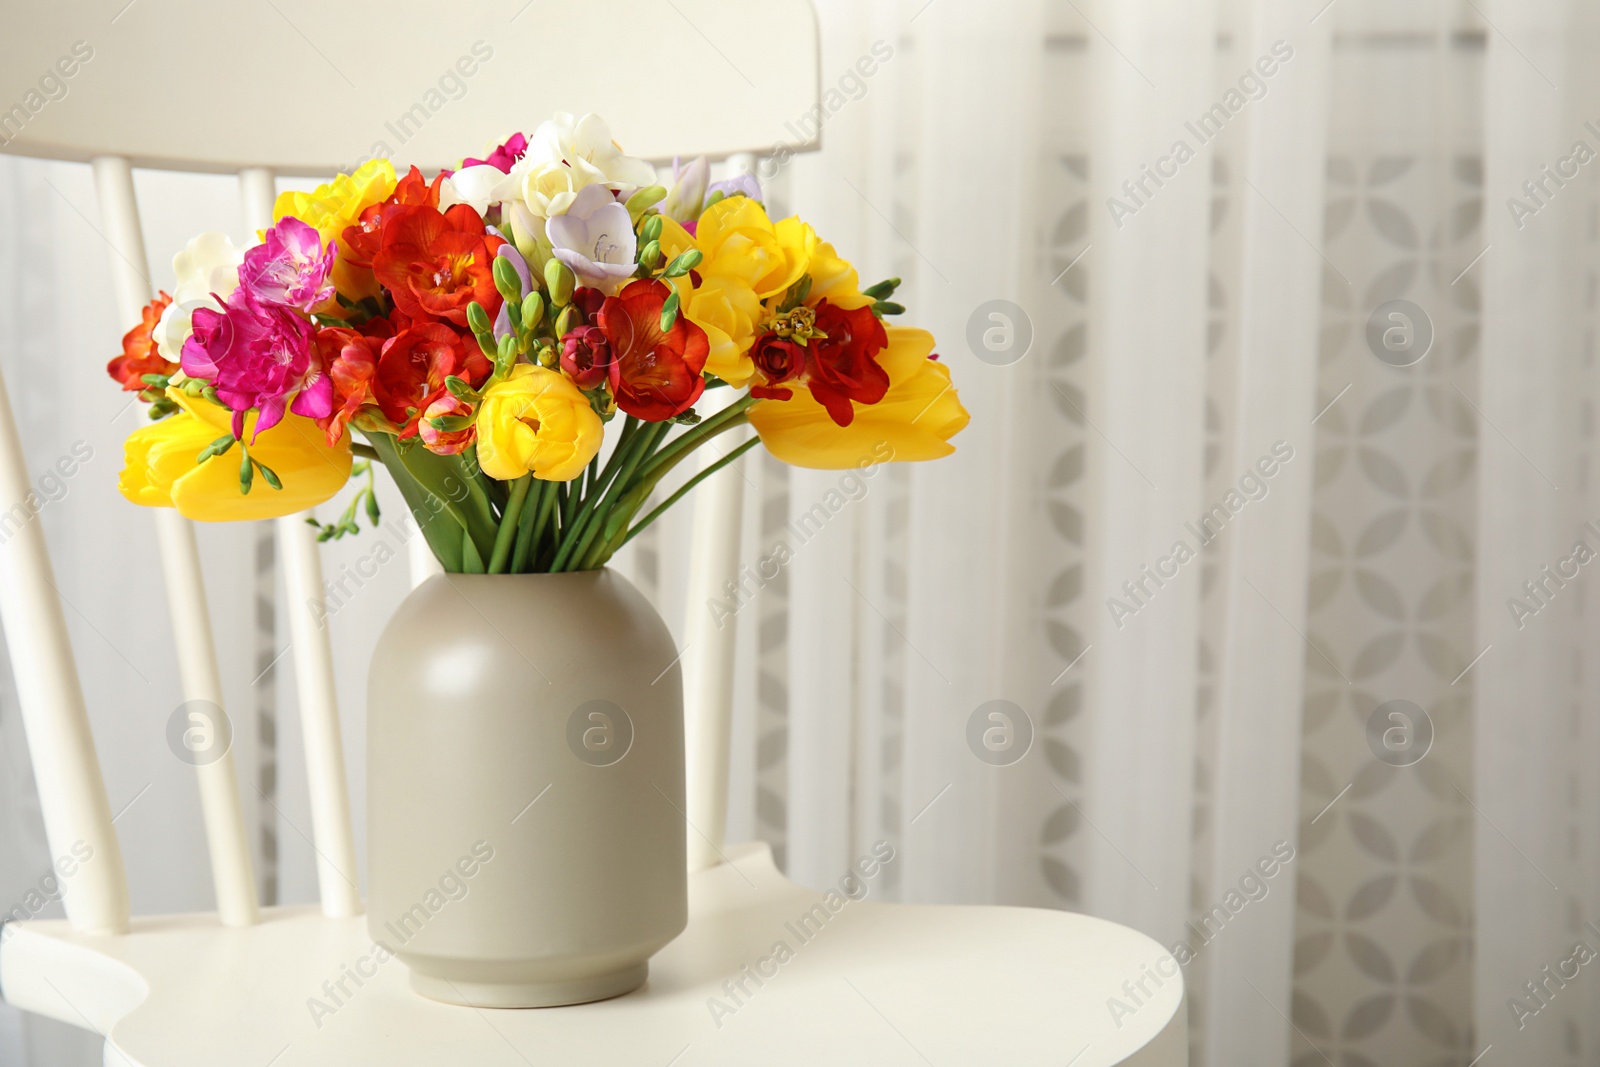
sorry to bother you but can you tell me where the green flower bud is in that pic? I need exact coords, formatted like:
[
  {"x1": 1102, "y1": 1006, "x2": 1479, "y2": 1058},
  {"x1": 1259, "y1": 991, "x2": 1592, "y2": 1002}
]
[
  {"x1": 536, "y1": 344, "x2": 558, "y2": 369},
  {"x1": 638, "y1": 240, "x2": 662, "y2": 271},
  {"x1": 662, "y1": 249, "x2": 702, "y2": 278},
  {"x1": 195, "y1": 434, "x2": 235, "y2": 465},
  {"x1": 640, "y1": 214, "x2": 663, "y2": 243},
  {"x1": 554, "y1": 305, "x2": 580, "y2": 339},
  {"x1": 444, "y1": 375, "x2": 480, "y2": 402},
  {"x1": 861, "y1": 277, "x2": 902, "y2": 300},
  {"x1": 545, "y1": 259, "x2": 575, "y2": 306},
  {"x1": 466, "y1": 301, "x2": 497, "y2": 357},
  {"x1": 521, "y1": 292, "x2": 545, "y2": 332},
  {"x1": 492, "y1": 256, "x2": 524, "y2": 304},
  {"x1": 255, "y1": 460, "x2": 283, "y2": 491},
  {"x1": 626, "y1": 185, "x2": 667, "y2": 221}
]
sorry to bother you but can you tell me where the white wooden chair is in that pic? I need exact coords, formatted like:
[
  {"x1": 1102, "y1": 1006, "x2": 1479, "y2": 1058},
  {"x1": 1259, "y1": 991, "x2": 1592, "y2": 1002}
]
[{"x1": 0, "y1": 3, "x2": 1185, "y2": 1063}]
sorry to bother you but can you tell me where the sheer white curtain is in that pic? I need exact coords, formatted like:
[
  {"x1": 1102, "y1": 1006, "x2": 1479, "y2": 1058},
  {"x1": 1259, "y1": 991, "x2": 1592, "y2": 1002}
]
[{"x1": 5, "y1": 1, "x2": 1600, "y2": 1065}]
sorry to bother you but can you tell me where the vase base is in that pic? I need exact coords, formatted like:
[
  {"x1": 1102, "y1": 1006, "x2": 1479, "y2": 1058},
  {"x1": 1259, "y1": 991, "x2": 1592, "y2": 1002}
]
[{"x1": 408, "y1": 962, "x2": 649, "y2": 1008}]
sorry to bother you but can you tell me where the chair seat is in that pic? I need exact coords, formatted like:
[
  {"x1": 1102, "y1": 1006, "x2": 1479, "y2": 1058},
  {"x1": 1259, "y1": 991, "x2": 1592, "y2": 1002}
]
[{"x1": 0, "y1": 843, "x2": 1184, "y2": 1066}]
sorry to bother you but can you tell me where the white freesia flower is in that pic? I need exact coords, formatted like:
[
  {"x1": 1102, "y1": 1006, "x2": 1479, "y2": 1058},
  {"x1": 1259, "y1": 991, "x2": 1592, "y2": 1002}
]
[
  {"x1": 526, "y1": 112, "x2": 656, "y2": 190},
  {"x1": 442, "y1": 113, "x2": 657, "y2": 222},
  {"x1": 660, "y1": 156, "x2": 710, "y2": 223},
  {"x1": 547, "y1": 185, "x2": 638, "y2": 294},
  {"x1": 439, "y1": 164, "x2": 520, "y2": 216},
  {"x1": 153, "y1": 232, "x2": 245, "y2": 362}
]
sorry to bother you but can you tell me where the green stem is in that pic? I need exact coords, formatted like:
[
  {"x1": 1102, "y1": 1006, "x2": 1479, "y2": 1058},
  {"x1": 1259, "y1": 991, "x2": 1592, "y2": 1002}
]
[
  {"x1": 530, "y1": 479, "x2": 561, "y2": 571},
  {"x1": 606, "y1": 413, "x2": 751, "y2": 544},
  {"x1": 610, "y1": 436, "x2": 760, "y2": 556},
  {"x1": 582, "y1": 415, "x2": 639, "y2": 513},
  {"x1": 351, "y1": 442, "x2": 380, "y2": 461},
  {"x1": 511, "y1": 479, "x2": 543, "y2": 573},
  {"x1": 574, "y1": 421, "x2": 679, "y2": 570},
  {"x1": 488, "y1": 476, "x2": 531, "y2": 574},
  {"x1": 554, "y1": 421, "x2": 668, "y2": 571},
  {"x1": 559, "y1": 479, "x2": 578, "y2": 530},
  {"x1": 634, "y1": 396, "x2": 756, "y2": 485}
]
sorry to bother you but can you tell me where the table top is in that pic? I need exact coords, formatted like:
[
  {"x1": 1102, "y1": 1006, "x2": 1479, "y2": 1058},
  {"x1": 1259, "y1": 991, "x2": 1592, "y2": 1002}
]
[{"x1": 1, "y1": 843, "x2": 1185, "y2": 1066}]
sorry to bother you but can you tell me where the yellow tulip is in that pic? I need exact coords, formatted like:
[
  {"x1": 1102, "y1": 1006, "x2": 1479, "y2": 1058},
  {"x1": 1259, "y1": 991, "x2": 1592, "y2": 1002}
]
[
  {"x1": 749, "y1": 327, "x2": 969, "y2": 469},
  {"x1": 119, "y1": 392, "x2": 352, "y2": 521},
  {"x1": 806, "y1": 241, "x2": 875, "y2": 311},
  {"x1": 273, "y1": 159, "x2": 397, "y2": 301},
  {"x1": 475, "y1": 366, "x2": 604, "y2": 482}
]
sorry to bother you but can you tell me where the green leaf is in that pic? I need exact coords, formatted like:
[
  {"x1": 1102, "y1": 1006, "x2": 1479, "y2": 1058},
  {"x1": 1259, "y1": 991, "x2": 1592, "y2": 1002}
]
[
  {"x1": 364, "y1": 431, "x2": 486, "y2": 572},
  {"x1": 460, "y1": 536, "x2": 486, "y2": 574}
]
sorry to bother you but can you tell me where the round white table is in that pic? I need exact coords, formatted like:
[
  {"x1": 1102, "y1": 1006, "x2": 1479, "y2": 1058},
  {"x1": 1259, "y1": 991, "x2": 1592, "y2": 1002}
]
[{"x1": 1, "y1": 843, "x2": 1185, "y2": 1065}]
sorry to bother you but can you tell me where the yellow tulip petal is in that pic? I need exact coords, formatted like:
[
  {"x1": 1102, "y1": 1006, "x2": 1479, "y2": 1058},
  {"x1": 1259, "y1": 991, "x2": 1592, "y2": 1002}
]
[
  {"x1": 120, "y1": 402, "x2": 353, "y2": 522},
  {"x1": 750, "y1": 327, "x2": 969, "y2": 469},
  {"x1": 807, "y1": 241, "x2": 874, "y2": 311}
]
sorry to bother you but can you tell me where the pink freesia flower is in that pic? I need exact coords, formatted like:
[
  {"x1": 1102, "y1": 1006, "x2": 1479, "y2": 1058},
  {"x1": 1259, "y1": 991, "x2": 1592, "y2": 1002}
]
[
  {"x1": 238, "y1": 217, "x2": 335, "y2": 312},
  {"x1": 463, "y1": 132, "x2": 528, "y2": 174},
  {"x1": 183, "y1": 292, "x2": 330, "y2": 440}
]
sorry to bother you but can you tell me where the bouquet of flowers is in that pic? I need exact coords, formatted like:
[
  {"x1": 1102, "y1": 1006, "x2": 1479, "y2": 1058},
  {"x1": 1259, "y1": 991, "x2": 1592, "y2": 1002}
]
[{"x1": 109, "y1": 114, "x2": 968, "y2": 573}]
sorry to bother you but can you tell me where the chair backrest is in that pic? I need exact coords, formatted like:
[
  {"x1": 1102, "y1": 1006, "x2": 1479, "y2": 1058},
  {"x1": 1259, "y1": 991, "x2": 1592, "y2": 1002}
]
[{"x1": 0, "y1": 0, "x2": 819, "y2": 934}]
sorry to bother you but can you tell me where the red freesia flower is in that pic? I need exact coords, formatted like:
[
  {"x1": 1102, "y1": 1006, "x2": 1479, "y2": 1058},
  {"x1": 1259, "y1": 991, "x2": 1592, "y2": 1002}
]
[
  {"x1": 748, "y1": 334, "x2": 804, "y2": 401},
  {"x1": 313, "y1": 321, "x2": 390, "y2": 445},
  {"x1": 372, "y1": 203, "x2": 504, "y2": 327},
  {"x1": 570, "y1": 286, "x2": 606, "y2": 325},
  {"x1": 596, "y1": 279, "x2": 708, "y2": 422},
  {"x1": 804, "y1": 301, "x2": 890, "y2": 427},
  {"x1": 561, "y1": 325, "x2": 614, "y2": 390},
  {"x1": 108, "y1": 292, "x2": 175, "y2": 392},
  {"x1": 341, "y1": 166, "x2": 444, "y2": 271},
  {"x1": 373, "y1": 320, "x2": 491, "y2": 437}
]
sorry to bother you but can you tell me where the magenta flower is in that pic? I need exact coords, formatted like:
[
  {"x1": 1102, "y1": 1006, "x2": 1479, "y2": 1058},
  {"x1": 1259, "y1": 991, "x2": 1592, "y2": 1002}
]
[
  {"x1": 182, "y1": 292, "x2": 330, "y2": 440},
  {"x1": 238, "y1": 217, "x2": 335, "y2": 312},
  {"x1": 464, "y1": 132, "x2": 528, "y2": 174}
]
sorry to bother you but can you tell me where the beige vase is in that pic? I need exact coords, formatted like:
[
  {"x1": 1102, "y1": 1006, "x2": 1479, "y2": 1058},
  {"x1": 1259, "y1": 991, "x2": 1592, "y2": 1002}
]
[{"x1": 367, "y1": 569, "x2": 687, "y2": 1008}]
